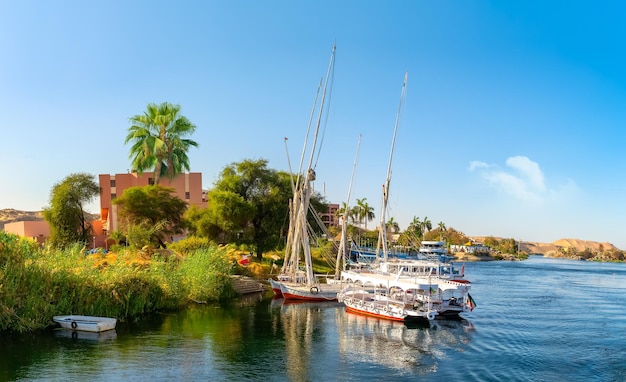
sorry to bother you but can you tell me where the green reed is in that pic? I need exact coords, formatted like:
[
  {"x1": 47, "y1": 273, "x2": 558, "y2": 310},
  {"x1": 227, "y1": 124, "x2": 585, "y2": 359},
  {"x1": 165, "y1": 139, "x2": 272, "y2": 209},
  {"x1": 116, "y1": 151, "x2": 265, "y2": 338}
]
[{"x1": 0, "y1": 232, "x2": 235, "y2": 333}]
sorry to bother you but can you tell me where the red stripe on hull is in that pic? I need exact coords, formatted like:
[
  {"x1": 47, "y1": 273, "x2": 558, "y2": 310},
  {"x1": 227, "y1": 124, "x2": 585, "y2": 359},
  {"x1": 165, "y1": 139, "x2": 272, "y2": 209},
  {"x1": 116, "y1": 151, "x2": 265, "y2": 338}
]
[
  {"x1": 282, "y1": 292, "x2": 337, "y2": 302},
  {"x1": 345, "y1": 306, "x2": 405, "y2": 322}
]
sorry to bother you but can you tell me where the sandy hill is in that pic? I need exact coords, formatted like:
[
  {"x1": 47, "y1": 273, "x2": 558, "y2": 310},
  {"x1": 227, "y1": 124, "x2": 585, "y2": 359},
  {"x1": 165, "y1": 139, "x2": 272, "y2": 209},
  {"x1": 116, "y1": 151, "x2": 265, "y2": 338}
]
[
  {"x1": 470, "y1": 236, "x2": 620, "y2": 254},
  {"x1": 0, "y1": 209, "x2": 99, "y2": 230}
]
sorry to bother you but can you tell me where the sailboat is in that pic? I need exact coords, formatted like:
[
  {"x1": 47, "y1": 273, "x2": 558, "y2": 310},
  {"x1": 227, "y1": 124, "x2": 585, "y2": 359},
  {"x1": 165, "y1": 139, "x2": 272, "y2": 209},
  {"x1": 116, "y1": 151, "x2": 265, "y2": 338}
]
[
  {"x1": 269, "y1": 44, "x2": 343, "y2": 301},
  {"x1": 338, "y1": 72, "x2": 442, "y2": 322},
  {"x1": 338, "y1": 73, "x2": 475, "y2": 320}
]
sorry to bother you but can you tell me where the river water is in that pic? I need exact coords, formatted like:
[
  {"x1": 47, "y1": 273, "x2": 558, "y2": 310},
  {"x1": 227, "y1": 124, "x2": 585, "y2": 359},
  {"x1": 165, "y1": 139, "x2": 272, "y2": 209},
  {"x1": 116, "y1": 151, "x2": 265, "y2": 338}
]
[{"x1": 2, "y1": 255, "x2": 626, "y2": 381}]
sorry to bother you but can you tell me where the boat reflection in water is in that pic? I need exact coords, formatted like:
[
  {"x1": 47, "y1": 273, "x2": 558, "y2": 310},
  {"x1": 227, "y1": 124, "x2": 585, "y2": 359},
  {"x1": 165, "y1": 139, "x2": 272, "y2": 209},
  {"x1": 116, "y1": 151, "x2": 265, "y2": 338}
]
[
  {"x1": 270, "y1": 297, "x2": 474, "y2": 379},
  {"x1": 270, "y1": 298, "x2": 345, "y2": 382},
  {"x1": 54, "y1": 328, "x2": 118, "y2": 341},
  {"x1": 338, "y1": 311, "x2": 474, "y2": 376}
]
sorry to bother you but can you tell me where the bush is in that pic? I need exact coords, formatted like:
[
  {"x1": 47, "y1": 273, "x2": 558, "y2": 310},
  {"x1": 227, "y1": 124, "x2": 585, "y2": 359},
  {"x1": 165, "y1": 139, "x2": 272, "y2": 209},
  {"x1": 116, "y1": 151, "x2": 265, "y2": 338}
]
[{"x1": 167, "y1": 236, "x2": 214, "y2": 255}]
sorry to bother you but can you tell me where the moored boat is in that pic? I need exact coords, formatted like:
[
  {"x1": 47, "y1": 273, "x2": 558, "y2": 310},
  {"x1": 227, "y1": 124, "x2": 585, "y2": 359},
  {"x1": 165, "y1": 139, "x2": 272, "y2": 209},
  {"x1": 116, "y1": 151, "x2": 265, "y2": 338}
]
[
  {"x1": 338, "y1": 269, "x2": 439, "y2": 322},
  {"x1": 52, "y1": 315, "x2": 117, "y2": 333},
  {"x1": 269, "y1": 44, "x2": 341, "y2": 302},
  {"x1": 279, "y1": 281, "x2": 342, "y2": 301}
]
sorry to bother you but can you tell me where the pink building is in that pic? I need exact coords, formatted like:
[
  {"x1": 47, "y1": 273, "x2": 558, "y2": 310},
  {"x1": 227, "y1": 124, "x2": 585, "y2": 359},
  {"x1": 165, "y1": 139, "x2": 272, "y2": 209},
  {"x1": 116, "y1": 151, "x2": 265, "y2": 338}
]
[
  {"x1": 4, "y1": 219, "x2": 107, "y2": 247},
  {"x1": 4, "y1": 220, "x2": 50, "y2": 245},
  {"x1": 321, "y1": 203, "x2": 339, "y2": 227},
  {"x1": 99, "y1": 172, "x2": 206, "y2": 235}
]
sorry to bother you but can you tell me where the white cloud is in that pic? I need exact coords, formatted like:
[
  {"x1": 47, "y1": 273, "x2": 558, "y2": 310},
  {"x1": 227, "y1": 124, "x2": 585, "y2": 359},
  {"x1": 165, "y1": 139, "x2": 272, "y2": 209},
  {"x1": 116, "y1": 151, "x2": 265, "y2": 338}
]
[
  {"x1": 468, "y1": 156, "x2": 569, "y2": 203},
  {"x1": 468, "y1": 160, "x2": 490, "y2": 171},
  {"x1": 505, "y1": 156, "x2": 545, "y2": 191}
]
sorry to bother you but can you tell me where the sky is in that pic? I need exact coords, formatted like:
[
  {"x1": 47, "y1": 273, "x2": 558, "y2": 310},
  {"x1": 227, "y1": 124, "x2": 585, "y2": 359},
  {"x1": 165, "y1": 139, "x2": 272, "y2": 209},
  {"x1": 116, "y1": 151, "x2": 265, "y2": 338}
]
[{"x1": 2, "y1": 1, "x2": 626, "y2": 248}]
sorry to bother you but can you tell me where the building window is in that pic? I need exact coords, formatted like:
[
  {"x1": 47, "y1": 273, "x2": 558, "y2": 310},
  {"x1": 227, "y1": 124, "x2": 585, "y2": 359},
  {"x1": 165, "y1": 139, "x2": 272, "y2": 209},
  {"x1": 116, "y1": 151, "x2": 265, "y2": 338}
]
[
  {"x1": 148, "y1": 178, "x2": 154, "y2": 185},
  {"x1": 110, "y1": 179, "x2": 116, "y2": 187},
  {"x1": 185, "y1": 192, "x2": 190, "y2": 199},
  {"x1": 111, "y1": 193, "x2": 116, "y2": 199}
]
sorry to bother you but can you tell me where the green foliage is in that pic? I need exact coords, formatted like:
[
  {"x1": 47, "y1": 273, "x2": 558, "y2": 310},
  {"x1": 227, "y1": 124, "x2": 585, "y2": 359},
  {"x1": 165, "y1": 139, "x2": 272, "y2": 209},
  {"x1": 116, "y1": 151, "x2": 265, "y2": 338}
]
[
  {"x1": 0, "y1": 231, "x2": 236, "y2": 333},
  {"x1": 124, "y1": 219, "x2": 168, "y2": 249},
  {"x1": 42, "y1": 173, "x2": 100, "y2": 248},
  {"x1": 482, "y1": 236, "x2": 518, "y2": 254},
  {"x1": 354, "y1": 198, "x2": 375, "y2": 229},
  {"x1": 125, "y1": 102, "x2": 199, "y2": 184},
  {"x1": 167, "y1": 236, "x2": 215, "y2": 255},
  {"x1": 176, "y1": 248, "x2": 236, "y2": 302},
  {"x1": 423, "y1": 227, "x2": 469, "y2": 245},
  {"x1": 113, "y1": 185, "x2": 188, "y2": 247},
  {"x1": 188, "y1": 159, "x2": 326, "y2": 259}
]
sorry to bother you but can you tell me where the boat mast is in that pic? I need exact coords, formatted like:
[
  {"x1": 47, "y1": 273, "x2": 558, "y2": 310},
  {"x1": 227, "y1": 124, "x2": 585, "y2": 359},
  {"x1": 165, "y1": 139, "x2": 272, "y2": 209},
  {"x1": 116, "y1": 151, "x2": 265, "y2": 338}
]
[
  {"x1": 376, "y1": 71, "x2": 408, "y2": 264},
  {"x1": 290, "y1": 44, "x2": 336, "y2": 286},
  {"x1": 335, "y1": 134, "x2": 362, "y2": 278}
]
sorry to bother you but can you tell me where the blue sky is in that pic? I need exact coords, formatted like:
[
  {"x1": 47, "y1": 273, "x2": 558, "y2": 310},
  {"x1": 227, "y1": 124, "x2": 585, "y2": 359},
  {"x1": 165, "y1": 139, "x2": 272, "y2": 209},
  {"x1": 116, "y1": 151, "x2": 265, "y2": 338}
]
[{"x1": 2, "y1": 1, "x2": 626, "y2": 248}]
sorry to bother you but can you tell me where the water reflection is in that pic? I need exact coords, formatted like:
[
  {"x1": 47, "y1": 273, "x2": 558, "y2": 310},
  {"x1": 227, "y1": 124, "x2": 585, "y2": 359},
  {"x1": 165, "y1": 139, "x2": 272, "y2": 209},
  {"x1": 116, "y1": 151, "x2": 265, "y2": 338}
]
[
  {"x1": 270, "y1": 298, "x2": 344, "y2": 382},
  {"x1": 337, "y1": 311, "x2": 474, "y2": 376},
  {"x1": 53, "y1": 328, "x2": 117, "y2": 342},
  {"x1": 270, "y1": 297, "x2": 474, "y2": 380}
]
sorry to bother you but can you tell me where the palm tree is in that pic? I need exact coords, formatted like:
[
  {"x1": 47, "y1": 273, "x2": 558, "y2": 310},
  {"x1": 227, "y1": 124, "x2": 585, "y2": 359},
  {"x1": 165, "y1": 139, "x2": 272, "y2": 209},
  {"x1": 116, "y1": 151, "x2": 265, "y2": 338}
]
[
  {"x1": 407, "y1": 216, "x2": 422, "y2": 246},
  {"x1": 336, "y1": 202, "x2": 355, "y2": 224},
  {"x1": 355, "y1": 198, "x2": 375, "y2": 231},
  {"x1": 420, "y1": 216, "x2": 432, "y2": 240},
  {"x1": 125, "y1": 102, "x2": 199, "y2": 184},
  {"x1": 386, "y1": 217, "x2": 400, "y2": 234},
  {"x1": 438, "y1": 221, "x2": 446, "y2": 241}
]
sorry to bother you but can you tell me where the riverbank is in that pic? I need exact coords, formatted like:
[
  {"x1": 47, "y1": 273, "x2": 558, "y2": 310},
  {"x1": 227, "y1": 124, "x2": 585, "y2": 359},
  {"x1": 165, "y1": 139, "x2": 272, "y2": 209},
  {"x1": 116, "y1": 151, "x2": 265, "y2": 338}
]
[
  {"x1": 0, "y1": 232, "x2": 244, "y2": 333},
  {"x1": 452, "y1": 252, "x2": 525, "y2": 261}
]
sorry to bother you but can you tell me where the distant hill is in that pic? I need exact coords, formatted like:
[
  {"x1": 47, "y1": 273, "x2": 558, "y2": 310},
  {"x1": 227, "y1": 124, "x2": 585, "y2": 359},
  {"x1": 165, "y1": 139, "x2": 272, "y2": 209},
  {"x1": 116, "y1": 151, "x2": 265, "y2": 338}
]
[
  {"x1": 470, "y1": 236, "x2": 620, "y2": 254},
  {"x1": 0, "y1": 209, "x2": 100, "y2": 230}
]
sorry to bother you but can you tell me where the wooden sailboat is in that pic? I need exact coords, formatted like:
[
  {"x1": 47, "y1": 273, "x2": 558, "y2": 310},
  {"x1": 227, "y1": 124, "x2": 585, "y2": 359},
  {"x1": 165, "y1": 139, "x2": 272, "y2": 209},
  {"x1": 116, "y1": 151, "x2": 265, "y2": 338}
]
[{"x1": 270, "y1": 44, "x2": 342, "y2": 301}]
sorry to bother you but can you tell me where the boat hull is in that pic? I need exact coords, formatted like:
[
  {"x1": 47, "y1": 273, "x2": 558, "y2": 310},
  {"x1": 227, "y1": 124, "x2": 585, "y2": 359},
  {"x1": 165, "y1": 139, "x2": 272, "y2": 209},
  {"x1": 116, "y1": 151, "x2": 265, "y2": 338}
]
[
  {"x1": 339, "y1": 293, "x2": 437, "y2": 322},
  {"x1": 268, "y1": 278, "x2": 284, "y2": 297},
  {"x1": 53, "y1": 315, "x2": 117, "y2": 333},
  {"x1": 279, "y1": 283, "x2": 339, "y2": 301}
]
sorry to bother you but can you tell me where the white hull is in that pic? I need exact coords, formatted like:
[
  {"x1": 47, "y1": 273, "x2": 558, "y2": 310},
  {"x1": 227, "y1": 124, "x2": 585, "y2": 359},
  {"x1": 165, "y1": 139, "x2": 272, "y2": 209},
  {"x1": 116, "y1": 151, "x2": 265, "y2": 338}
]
[
  {"x1": 338, "y1": 269, "x2": 439, "y2": 322},
  {"x1": 268, "y1": 278, "x2": 284, "y2": 297},
  {"x1": 53, "y1": 315, "x2": 117, "y2": 332},
  {"x1": 279, "y1": 282, "x2": 341, "y2": 301},
  {"x1": 339, "y1": 289, "x2": 437, "y2": 322}
]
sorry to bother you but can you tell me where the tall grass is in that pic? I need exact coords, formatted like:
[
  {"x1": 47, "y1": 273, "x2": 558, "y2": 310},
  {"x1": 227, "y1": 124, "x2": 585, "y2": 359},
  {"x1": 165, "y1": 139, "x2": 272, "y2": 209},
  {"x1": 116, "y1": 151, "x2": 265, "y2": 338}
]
[{"x1": 0, "y1": 232, "x2": 235, "y2": 333}]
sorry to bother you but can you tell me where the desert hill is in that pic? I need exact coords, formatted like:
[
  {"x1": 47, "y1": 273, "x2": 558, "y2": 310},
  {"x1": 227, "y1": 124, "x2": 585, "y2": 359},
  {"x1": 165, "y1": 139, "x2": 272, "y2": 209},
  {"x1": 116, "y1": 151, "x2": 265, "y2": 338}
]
[{"x1": 470, "y1": 236, "x2": 620, "y2": 254}]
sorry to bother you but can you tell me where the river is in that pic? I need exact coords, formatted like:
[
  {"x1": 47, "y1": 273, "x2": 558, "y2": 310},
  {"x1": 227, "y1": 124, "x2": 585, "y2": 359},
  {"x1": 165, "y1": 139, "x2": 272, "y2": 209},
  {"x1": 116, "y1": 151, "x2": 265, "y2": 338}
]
[{"x1": 2, "y1": 255, "x2": 626, "y2": 381}]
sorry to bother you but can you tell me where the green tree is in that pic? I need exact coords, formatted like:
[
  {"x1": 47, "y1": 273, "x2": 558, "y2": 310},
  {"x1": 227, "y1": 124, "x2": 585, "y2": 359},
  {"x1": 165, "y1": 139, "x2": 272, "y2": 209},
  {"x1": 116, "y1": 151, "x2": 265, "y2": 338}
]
[
  {"x1": 189, "y1": 159, "x2": 324, "y2": 259},
  {"x1": 355, "y1": 198, "x2": 375, "y2": 230},
  {"x1": 386, "y1": 217, "x2": 400, "y2": 234},
  {"x1": 336, "y1": 202, "x2": 356, "y2": 224},
  {"x1": 125, "y1": 102, "x2": 199, "y2": 184},
  {"x1": 483, "y1": 236, "x2": 499, "y2": 249},
  {"x1": 408, "y1": 216, "x2": 422, "y2": 237},
  {"x1": 420, "y1": 216, "x2": 432, "y2": 239},
  {"x1": 42, "y1": 173, "x2": 100, "y2": 248},
  {"x1": 112, "y1": 185, "x2": 189, "y2": 248},
  {"x1": 438, "y1": 221, "x2": 446, "y2": 241}
]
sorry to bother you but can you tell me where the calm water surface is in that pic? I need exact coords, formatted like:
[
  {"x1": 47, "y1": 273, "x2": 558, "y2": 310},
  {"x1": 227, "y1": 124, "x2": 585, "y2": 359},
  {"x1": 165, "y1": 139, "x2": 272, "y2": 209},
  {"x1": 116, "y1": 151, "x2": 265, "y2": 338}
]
[{"x1": 3, "y1": 256, "x2": 626, "y2": 381}]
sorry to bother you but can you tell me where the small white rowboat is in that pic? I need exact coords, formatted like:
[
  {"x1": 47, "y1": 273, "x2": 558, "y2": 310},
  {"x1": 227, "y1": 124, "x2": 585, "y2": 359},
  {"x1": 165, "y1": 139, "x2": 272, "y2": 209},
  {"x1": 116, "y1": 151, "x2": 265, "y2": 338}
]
[{"x1": 53, "y1": 315, "x2": 117, "y2": 332}]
